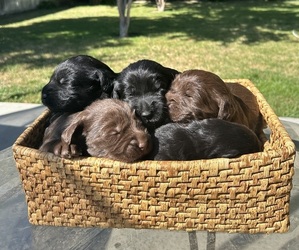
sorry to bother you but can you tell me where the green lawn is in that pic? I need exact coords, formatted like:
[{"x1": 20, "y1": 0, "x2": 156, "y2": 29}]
[{"x1": 1, "y1": 1, "x2": 299, "y2": 117}]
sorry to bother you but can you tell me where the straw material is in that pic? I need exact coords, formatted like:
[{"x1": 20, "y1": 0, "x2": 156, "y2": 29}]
[{"x1": 12, "y1": 79, "x2": 296, "y2": 233}]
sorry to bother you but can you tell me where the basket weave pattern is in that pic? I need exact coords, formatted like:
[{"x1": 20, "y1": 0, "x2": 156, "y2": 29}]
[{"x1": 13, "y1": 79, "x2": 296, "y2": 233}]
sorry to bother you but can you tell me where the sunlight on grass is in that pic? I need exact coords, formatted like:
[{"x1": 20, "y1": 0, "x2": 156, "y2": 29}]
[{"x1": 0, "y1": 1, "x2": 298, "y2": 117}]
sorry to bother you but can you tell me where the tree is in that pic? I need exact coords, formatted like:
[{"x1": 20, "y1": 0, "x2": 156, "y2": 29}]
[
  {"x1": 156, "y1": 0, "x2": 165, "y2": 12},
  {"x1": 117, "y1": 0, "x2": 133, "y2": 38}
]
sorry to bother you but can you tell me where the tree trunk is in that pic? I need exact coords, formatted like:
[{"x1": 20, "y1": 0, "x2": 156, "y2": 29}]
[
  {"x1": 117, "y1": 0, "x2": 133, "y2": 38},
  {"x1": 156, "y1": 0, "x2": 165, "y2": 12}
]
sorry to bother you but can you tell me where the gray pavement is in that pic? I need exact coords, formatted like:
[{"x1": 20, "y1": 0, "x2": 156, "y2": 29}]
[
  {"x1": 0, "y1": 102, "x2": 46, "y2": 151},
  {"x1": 0, "y1": 102, "x2": 298, "y2": 250}
]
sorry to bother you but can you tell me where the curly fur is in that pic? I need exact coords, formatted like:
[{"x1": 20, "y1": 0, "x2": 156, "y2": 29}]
[
  {"x1": 112, "y1": 59, "x2": 179, "y2": 130},
  {"x1": 41, "y1": 55, "x2": 118, "y2": 113},
  {"x1": 40, "y1": 99, "x2": 152, "y2": 163},
  {"x1": 166, "y1": 69, "x2": 266, "y2": 142}
]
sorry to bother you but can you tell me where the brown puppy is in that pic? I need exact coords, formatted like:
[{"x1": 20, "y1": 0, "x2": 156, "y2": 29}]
[
  {"x1": 39, "y1": 112, "x2": 86, "y2": 157},
  {"x1": 226, "y1": 82, "x2": 267, "y2": 142},
  {"x1": 226, "y1": 82, "x2": 260, "y2": 117},
  {"x1": 40, "y1": 99, "x2": 152, "y2": 163},
  {"x1": 146, "y1": 119, "x2": 262, "y2": 161},
  {"x1": 166, "y1": 69, "x2": 266, "y2": 142}
]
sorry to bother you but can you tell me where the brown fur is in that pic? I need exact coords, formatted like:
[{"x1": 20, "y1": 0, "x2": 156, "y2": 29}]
[
  {"x1": 39, "y1": 112, "x2": 86, "y2": 157},
  {"x1": 226, "y1": 82, "x2": 267, "y2": 142},
  {"x1": 40, "y1": 99, "x2": 152, "y2": 163},
  {"x1": 166, "y1": 69, "x2": 266, "y2": 142}
]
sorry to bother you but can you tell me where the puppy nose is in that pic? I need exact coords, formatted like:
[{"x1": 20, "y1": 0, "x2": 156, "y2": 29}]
[
  {"x1": 130, "y1": 138, "x2": 147, "y2": 151},
  {"x1": 41, "y1": 93, "x2": 48, "y2": 102},
  {"x1": 141, "y1": 110, "x2": 152, "y2": 119},
  {"x1": 138, "y1": 141, "x2": 147, "y2": 151}
]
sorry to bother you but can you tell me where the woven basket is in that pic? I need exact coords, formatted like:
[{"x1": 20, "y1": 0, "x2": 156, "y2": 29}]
[{"x1": 13, "y1": 79, "x2": 296, "y2": 233}]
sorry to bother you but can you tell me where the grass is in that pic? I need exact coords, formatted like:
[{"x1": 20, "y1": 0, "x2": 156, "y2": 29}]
[{"x1": 0, "y1": 0, "x2": 299, "y2": 117}]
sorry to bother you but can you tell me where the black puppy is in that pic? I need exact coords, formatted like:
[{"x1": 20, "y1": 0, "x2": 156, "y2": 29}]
[
  {"x1": 42, "y1": 55, "x2": 118, "y2": 113},
  {"x1": 147, "y1": 119, "x2": 262, "y2": 161},
  {"x1": 112, "y1": 59, "x2": 179, "y2": 130}
]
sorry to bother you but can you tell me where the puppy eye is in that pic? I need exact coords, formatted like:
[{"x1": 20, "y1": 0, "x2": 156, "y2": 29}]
[
  {"x1": 110, "y1": 130, "x2": 120, "y2": 136},
  {"x1": 127, "y1": 87, "x2": 136, "y2": 95},
  {"x1": 154, "y1": 82, "x2": 161, "y2": 90},
  {"x1": 59, "y1": 78, "x2": 66, "y2": 85},
  {"x1": 168, "y1": 98, "x2": 176, "y2": 104},
  {"x1": 167, "y1": 89, "x2": 175, "y2": 95},
  {"x1": 185, "y1": 91, "x2": 192, "y2": 98},
  {"x1": 159, "y1": 89, "x2": 166, "y2": 95}
]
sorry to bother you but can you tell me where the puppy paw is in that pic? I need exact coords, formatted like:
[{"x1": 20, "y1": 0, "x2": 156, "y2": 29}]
[{"x1": 53, "y1": 142, "x2": 82, "y2": 158}]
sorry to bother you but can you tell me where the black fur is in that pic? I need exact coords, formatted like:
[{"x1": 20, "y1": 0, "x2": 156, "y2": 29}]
[
  {"x1": 112, "y1": 59, "x2": 179, "y2": 130},
  {"x1": 41, "y1": 55, "x2": 118, "y2": 113},
  {"x1": 147, "y1": 119, "x2": 262, "y2": 160}
]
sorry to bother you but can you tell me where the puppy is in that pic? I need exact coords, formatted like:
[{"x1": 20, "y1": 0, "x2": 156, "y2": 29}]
[
  {"x1": 147, "y1": 119, "x2": 262, "y2": 161},
  {"x1": 226, "y1": 82, "x2": 267, "y2": 142},
  {"x1": 41, "y1": 55, "x2": 118, "y2": 113},
  {"x1": 39, "y1": 112, "x2": 87, "y2": 157},
  {"x1": 226, "y1": 82, "x2": 260, "y2": 118},
  {"x1": 166, "y1": 69, "x2": 265, "y2": 142},
  {"x1": 112, "y1": 59, "x2": 179, "y2": 130},
  {"x1": 40, "y1": 99, "x2": 152, "y2": 163}
]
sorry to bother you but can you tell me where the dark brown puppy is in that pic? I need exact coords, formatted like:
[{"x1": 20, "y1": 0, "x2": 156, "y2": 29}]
[
  {"x1": 147, "y1": 119, "x2": 262, "y2": 161},
  {"x1": 166, "y1": 69, "x2": 265, "y2": 142},
  {"x1": 40, "y1": 99, "x2": 152, "y2": 163},
  {"x1": 39, "y1": 112, "x2": 86, "y2": 157}
]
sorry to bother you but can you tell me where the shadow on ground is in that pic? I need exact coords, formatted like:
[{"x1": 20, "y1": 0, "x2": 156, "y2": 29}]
[{"x1": 0, "y1": 1, "x2": 297, "y2": 69}]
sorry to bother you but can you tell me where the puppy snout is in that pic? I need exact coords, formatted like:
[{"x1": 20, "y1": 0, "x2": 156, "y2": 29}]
[
  {"x1": 130, "y1": 139, "x2": 145, "y2": 150},
  {"x1": 42, "y1": 92, "x2": 47, "y2": 100},
  {"x1": 130, "y1": 134, "x2": 150, "y2": 152},
  {"x1": 138, "y1": 101, "x2": 155, "y2": 119},
  {"x1": 41, "y1": 88, "x2": 50, "y2": 104},
  {"x1": 141, "y1": 110, "x2": 152, "y2": 119},
  {"x1": 138, "y1": 140, "x2": 147, "y2": 151},
  {"x1": 41, "y1": 85, "x2": 52, "y2": 101}
]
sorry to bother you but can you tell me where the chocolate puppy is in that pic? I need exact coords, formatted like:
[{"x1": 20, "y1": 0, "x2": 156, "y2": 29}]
[
  {"x1": 39, "y1": 112, "x2": 87, "y2": 157},
  {"x1": 40, "y1": 99, "x2": 152, "y2": 163},
  {"x1": 41, "y1": 55, "x2": 118, "y2": 113},
  {"x1": 147, "y1": 119, "x2": 262, "y2": 161},
  {"x1": 226, "y1": 82, "x2": 267, "y2": 142},
  {"x1": 166, "y1": 69, "x2": 265, "y2": 142},
  {"x1": 112, "y1": 59, "x2": 179, "y2": 130}
]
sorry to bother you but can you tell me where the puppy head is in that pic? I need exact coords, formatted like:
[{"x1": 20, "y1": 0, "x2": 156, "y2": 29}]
[
  {"x1": 166, "y1": 69, "x2": 238, "y2": 122},
  {"x1": 112, "y1": 59, "x2": 179, "y2": 129},
  {"x1": 41, "y1": 55, "x2": 117, "y2": 113},
  {"x1": 61, "y1": 99, "x2": 152, "y2": 163}
]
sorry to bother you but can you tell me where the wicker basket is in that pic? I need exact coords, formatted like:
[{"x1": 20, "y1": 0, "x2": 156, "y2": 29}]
[{"x1": 12, "y1": 79, "x2": 296, "y2": 233}]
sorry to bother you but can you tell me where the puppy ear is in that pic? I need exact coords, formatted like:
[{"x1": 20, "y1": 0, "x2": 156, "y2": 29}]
[
  {"x1": 112, "y1": 80, "x2": 123, "y2": 99},
  {"x1": 61, "y1": 113, "x2": 84, "y2": 145},
  {"x1": 164, "y1": 67, "x2": 180, "y2": 80},
  {"x1": 217, "y1": 98, "x2": 236, "y2": 120},
  {"x1": 159, "y1": 67, "x2": 180, "y2": 89},
  {"x1": 91, "y1": 70, "x2": 103, "y2": 82}
]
